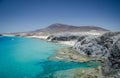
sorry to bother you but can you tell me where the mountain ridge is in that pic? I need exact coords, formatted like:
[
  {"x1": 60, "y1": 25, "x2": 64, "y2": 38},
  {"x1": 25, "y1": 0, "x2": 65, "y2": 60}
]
[{"x1": 32, "y1": 23, "x2": 109, "y2": 34}]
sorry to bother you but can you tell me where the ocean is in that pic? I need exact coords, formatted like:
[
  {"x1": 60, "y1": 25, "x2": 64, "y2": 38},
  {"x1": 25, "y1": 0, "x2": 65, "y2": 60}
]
[{"x1": 0, "y1": 36, "x2": 99, "y2": 78}]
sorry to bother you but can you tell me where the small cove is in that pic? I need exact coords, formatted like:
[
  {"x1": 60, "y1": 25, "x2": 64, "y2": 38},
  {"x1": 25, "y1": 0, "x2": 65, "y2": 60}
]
[{"x1": 0, "y1": 36, "x2": 100, "y2": 78}]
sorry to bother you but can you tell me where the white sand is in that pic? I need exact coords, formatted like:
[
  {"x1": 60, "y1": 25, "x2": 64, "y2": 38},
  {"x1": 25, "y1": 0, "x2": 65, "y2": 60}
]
[
  {"x1": 26, "y1": 35, "x2": 48, "y2": 40},
  {"x1": 58, "y1": 41, "x2": 76, "y2": 46}
]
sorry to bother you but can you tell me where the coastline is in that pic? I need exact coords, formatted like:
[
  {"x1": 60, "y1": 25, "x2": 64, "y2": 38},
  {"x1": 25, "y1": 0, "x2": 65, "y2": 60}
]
[
  {"x1": 1, "y1": 35, "x2": 76, "y2": 46},
  {"x1": 0, "y1": 35, "x2": 107, "y2": 78},
  {"x1": 57, "y1": 41, "x2": 76, "y2": 46},
  {"x1": 25, "y1": 35, "x2": 48, "y2": 40},
  {"x1": 25, "y1": 35, "x2": 76, "y2": 46},
  {"x1": 1, "y1": 35, "x2": 101, "y2": 63}
]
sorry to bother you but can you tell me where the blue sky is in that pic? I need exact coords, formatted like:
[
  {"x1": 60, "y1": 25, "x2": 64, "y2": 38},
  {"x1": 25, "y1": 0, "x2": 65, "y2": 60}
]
[{"x1": 0, "y1": 0, "x2": 120, "y2": 33}]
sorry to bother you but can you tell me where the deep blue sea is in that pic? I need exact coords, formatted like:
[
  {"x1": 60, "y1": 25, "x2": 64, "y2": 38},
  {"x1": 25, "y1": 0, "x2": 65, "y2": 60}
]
[{"x1": 0, "y1": 36, "x2": 99, "y2": 78}]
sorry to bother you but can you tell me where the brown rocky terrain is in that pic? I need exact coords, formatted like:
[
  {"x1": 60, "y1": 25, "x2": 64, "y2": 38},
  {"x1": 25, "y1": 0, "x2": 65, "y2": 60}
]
[{"x1": 32, "y1": 23, "x2": 109, "y2": 35}]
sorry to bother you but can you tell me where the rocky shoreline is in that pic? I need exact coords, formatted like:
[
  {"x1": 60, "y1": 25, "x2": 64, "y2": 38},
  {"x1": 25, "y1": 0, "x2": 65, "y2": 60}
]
[
  {"x1": 1, "y1": 31, "x2": 120, "y2": 78},
  {"x1": 47, "y1": 31, "x2": 120, "y2": 78},
  {"x1": 48, "y1": 47, "x2": 99, "y2": 62}
]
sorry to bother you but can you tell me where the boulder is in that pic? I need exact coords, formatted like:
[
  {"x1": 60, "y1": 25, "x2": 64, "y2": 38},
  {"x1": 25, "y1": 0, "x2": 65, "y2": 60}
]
[{"x1": 73, "y1": 36, "x2": 109, "y2": 58}]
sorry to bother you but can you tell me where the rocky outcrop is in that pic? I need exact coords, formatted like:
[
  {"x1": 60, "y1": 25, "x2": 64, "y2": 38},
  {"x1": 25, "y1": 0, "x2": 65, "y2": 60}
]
[
  {"x1": 73, "y1": 35, "x2": 109, "y2": 59},
  {"x1": 98, "y1": 32, "x2": 120, "y2": 49},
  {"x1": 99, "y1": 32, "x2": 120, "y2": 77},
  {"x1": 47, "y1": 34, "x2": 80, "y2": 42},
  {"x1": 110, "y1": 39, "x2": 120, "y2": 69},
  {"x1": 102, "y1": 39, "x2": 120, "y2": 77},
  {"x1": 51, "y1": 67, "x2": 103, "y2": 78},
  {"x1": 48, "y1": 48, "x2": 97, "y2": 62},
  {"x1": 74, "y1": 32, "x2": 120, "y2": 58},
  {"x1": 73, "y1": 31, "x2": 120, "y2": 77}
]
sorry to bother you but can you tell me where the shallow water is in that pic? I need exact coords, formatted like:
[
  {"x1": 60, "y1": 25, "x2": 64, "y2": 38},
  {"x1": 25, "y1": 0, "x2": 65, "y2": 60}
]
[{"x1": 0, "y1": 36, "x2": 99, "y2": 78}]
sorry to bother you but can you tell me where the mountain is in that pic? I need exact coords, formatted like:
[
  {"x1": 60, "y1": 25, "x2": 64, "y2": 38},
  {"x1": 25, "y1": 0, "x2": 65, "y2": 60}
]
[
  {"x1": 32, "y1": 23, "x2": 109, "y2": 34},
  {"x1": 2, "y1": 23, "x2": 109, "y2": 36}
]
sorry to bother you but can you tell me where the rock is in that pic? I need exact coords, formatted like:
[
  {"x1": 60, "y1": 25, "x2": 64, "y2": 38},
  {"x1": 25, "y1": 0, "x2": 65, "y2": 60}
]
[
  {"x1": 48, "y1": 48, "x2": 95, "y2": 62},
  {"x1": 51, "y1": 67, "x2": 103, "y2": 78},
  {"x1": 47, "y1": 34, "x2": 80, "y2": 42},
  {"x1": 74, "y1": 31, "x2": 120, "y2": 77},
  {"x1": 109, "y1": 39, "x2": 120, "y2": 69},
  {"x1": 99, "y1": 32, "x2": 120, "y2": 50},
  {"x1": 74, "y1": 32, "x2": 120, "y2": 58},
  {"x1": 97, "y1": 32, "x2": 120, "y2": 77},
  {"x1": 102, "y1": 39, "x2": 120, "y2": 77},
  {"x1": 98, "y1": 32, "x2": 120, "y2": 77},
  {"x1": 114, "y1": 71, "x2": 120, "y2": 78},
  {"x1": 73, "y1": 36, "x2": 109, "y2": 58},
  {"x1": 47, "y1": 32, "x2": 120, "y2": 78}
]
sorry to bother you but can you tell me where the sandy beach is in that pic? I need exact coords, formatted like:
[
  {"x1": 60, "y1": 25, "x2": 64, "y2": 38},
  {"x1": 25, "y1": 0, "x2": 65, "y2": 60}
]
[
  {"x1": 58, "y1": 41, "x2": 76, "y2": 46},
  {"x1": 26, "y1": 35, "x2": 48, "y2": 40}
]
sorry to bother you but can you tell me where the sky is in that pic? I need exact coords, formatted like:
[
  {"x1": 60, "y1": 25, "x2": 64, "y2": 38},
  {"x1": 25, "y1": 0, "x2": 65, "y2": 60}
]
[{"x1": 0, "y1": 0, "x2": 120, "y2": 33}]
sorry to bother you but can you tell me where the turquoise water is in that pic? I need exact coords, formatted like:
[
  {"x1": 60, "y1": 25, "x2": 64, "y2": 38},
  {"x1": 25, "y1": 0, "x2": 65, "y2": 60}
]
[{"x1": 0, "y1": 36, "x2": 99, "y2": 78}]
